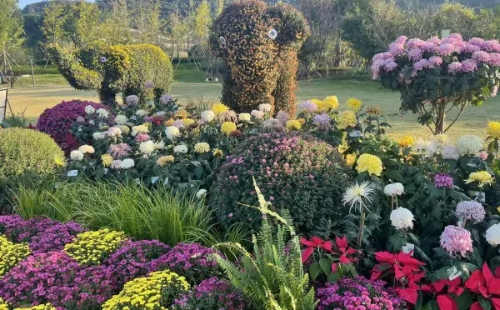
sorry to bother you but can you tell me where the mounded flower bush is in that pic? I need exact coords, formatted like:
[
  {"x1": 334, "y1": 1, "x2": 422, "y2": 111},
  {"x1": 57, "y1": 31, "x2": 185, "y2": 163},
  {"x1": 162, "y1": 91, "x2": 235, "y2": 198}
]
[
  {"x1": 36, "y1": 100, "x2": 109, "y2": 153},
  {"x1": 209, "y1": 132, "x2": 354, "y2": 233}
]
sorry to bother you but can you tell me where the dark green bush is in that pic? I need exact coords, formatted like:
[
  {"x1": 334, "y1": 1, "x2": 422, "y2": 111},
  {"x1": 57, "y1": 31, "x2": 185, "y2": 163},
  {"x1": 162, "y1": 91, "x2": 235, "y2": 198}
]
[{"x1": 209, "y1": 132, "x2": 353, "y2": 233}]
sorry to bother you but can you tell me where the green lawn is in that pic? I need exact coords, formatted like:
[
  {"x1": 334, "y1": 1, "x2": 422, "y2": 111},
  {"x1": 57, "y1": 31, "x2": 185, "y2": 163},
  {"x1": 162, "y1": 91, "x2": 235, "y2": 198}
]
[{"x1": 2, "y1": 70, "x2": 499, "y2": 140}]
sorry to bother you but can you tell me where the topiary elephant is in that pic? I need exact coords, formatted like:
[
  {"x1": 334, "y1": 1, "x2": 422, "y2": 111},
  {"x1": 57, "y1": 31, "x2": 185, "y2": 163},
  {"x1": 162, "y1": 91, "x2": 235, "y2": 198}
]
[
  {"x1": 210, "y1": 0, "x2": 310, "y2": 116},
  {"x1": 50, "y1": 42, "x2": 173, "y2": 106}
]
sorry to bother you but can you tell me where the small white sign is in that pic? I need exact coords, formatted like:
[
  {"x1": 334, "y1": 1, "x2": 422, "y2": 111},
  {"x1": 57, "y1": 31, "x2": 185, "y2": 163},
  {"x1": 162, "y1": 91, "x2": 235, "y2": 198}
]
[
  {"x1": 402, "y1": 243, "x2": 415, "y2": 255},
  {"x1": 442, "y1": 29, "x2": 451, "y2": 39},
  {"x1": 67, "y1": 170, "x2": 78, "y2": 177},
  {"x1": 447, "y1": 266, "x2": 462, "y2": 281},
  {"x1": 349, "y1": 130, "x2": 362, "y2": 138},
  {"x1": 134, "y1": 178, "x2": 141, "y2": 185},
  {"x1": 164, "y1": 177, "x2": 169, "y2": 184},
  {"x1": 151, "y1": 176, "x2": 159, "y2": 184},
  {"x1": 103, "y1": 168, "x2": 109, "y2": 175}
]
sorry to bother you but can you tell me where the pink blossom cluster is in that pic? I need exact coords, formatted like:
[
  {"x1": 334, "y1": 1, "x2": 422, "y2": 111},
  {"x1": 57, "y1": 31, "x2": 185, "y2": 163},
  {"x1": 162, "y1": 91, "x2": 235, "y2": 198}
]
[
  {"x1": 455, "y1": 201, "x2": 486, "y2": 223},
  {"x1": 439, "y1": 225, "x2": 473, "y2": 258},
  {"x1": 372, "y1": 33, "x2": 500, "y2": 79}
]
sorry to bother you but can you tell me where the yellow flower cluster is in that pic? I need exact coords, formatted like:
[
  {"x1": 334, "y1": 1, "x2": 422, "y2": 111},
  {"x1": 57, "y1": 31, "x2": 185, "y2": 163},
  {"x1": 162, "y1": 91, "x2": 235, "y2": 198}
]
[
  {"x1": 211, "y1": 103, "x2": 229, "y2": 116},
  {"x1": 345, "y1": 154, "x2": 357, "y2": 166},
  {"x1": 102, "y1": 270, "x2": 190, "y2": 310},
  {"x1": 54, "y1": 154, "x2": 66, "y2": 167},
  {"x1": 181, "y1": 118, "x2": 195, "y2": 126},
  {"x1": 194, "y1": 142, "x2": 210, "y2": 154},
  {"x1": 321, "y1": 96, "x2": 339, "y2": 111},
  {"x1": 131, "y1": 124, "x2": 149, "y2": 136},
  {"x1": 0, "y1": 235, "x2": 31, "y2": 278},
  {"x1": 102, "y1": 154, "x2": 114, "y2": 167},
  {"x1": 286, "y1": 120, "x2": 301, "y2": 131},
  {"x1": 346, "y1": 98, "x2": 363, "y2": 113},
  {"x1": 487, "y1": 121, "x2": 500, "y2": 139},
  {"x1": 397, "y1": 136, "x2": 415, "y2": 148},
  {"x1": 221, "y1": 122, "x2": 237, "y2": 136},
  {"x1": 175, "y1": 110, "x2": 189, "y2": 119},
  {"x1": 64, "y1": 229, "x2": 127, "y2": 265},
  {"x1": 14, "y1": 304, "x2": 56, "y2": 310},
  {"x1": 156, "y1": 155, "x2": 175, "y2": 167},
  {"x1": 213, "y1": 148, "x2": 223, "y2": 158},
  {"x1": 465, "y1": 171, "x2": 494, "y2": 188},
  {"x1": 0, "y1": 297, "x2": 9, "y2": 310},
  {"x1": 339, "y1": 110, "x2": 357, "y2": 129},
  {"x1": 356, "y1": 154, "x2": 383, "y2": 176}
]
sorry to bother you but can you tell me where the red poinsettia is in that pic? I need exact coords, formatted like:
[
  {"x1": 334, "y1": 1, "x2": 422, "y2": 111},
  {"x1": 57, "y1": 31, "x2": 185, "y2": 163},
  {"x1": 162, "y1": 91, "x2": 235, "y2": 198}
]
[
  {"x1": 371, "y1": 251, "x2": 427, "y2": 305},
  {"x1": 430, "y1": 278, "x2": 464, "y2": 310},
  {"x1": 300, "y1": 236, "x2": 332, "y2": 263},
  {"x1": 300, "y1": 236, "x2": 357, "y2": 265},
  {"x1": 465, "y1": 263, "x2": 500, "y2": 310}
]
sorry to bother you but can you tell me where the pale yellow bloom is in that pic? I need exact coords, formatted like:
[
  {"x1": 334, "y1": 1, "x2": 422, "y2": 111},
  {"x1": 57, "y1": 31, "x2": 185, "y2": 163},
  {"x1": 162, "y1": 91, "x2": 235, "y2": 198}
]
[
  {"x1": 157, "y1": 155, "x2": 174, "y2": 166},
  {"x1": 346, "y1": 98, "x2": 363, "y2": 112},
  {"x1": 286, "y1": 120, "x2": 301, "y2": 131},
  {"x1": 339, "y1": 110, "x2": 357, "y2": 129},
  {"x1": 465, "y1": 171, "x2": 494, "y2": 188},
  {"x1": 221, "y1": 122, "x2": 237, "y2": 136},
  {"x1": 356, "y1": 154, "x2": 383, "y2": 176},
  {"x1": 397, "y1": 136, "x2": 415, "y2": 148},
  {"x1": 487, "y1": 121, "x2": 500, "y2": 139},
  {"x1": 101, "y1": 154, "x2": 113, "y2": 167},
  {"x1": 211, "y1": 103, "x2": 229, "y2": 116},
  {"x1": 345, "y1": 154, "x2": 357, "y2": 166}
]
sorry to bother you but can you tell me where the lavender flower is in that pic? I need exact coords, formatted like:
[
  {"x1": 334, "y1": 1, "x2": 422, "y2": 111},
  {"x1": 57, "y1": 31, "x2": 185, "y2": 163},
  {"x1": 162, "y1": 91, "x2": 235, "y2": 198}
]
[
  {"x1": 145, "y1": 81, "x2": 154, "y2": 89},
  {"x1": 276, "y1": 110, "x2": 290, "y2": 126},
  {"x1": 172, "y1": 120, "x2": 185, "y2": 128},
  {"x1": 438, "y1": 44, "x2": 456, "y2": 56},
  {"x1": 440, "y1": 225, "x2": 473, "y2": 257},
  {"x1": 434, "y1": 173, "x2": 454, "y2": 189},
  {"x1": 298, "y1": 100, "x2": 317, "y2": 112},
  {"x1": 456, "y1": 201, "x2": 486, "y2": 223},
  {"x1": 125, "y1": 95, "x2": 139, "y2": 105},
  {"x1": 100, "y1": 56, "x2": 107, "y2": 63},
  {"x1": 29, "y1": 222, "x2": 86, "y2": 253},
  {"x1": 461, "y1": 59, "x2": 478, "y2": 72},
  {"x1": 160, "y1": 94, "x2": 173, "y2": 104},
  {"x1": 313, "y1": 113, "x2": 331, "y2": 130},
  {"x1": 448, "y1": 62, "x2": 462, "y2": 73}
]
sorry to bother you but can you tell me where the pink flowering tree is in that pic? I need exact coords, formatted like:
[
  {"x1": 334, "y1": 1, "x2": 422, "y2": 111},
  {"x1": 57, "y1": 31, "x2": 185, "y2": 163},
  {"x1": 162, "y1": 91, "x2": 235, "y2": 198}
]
[{"x1": 372, "y1": 34, "x2": 500, "y2": 135}]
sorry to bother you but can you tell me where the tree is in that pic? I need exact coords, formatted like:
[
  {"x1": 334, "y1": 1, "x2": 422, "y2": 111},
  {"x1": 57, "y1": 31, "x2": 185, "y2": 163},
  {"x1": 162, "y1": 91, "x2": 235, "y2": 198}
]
[
  {"x1": 194, "y1": 0, "x2": 212, "y2": 41},
  {"x1": 99, "y1": 0, "x2": 132, "y2": 45},
  {"x1": 434, "y1": 3, "x2": 477, "y2": 39},
  {"x1": 0, "y1": 0, "x2": 24, "y2": 52}
]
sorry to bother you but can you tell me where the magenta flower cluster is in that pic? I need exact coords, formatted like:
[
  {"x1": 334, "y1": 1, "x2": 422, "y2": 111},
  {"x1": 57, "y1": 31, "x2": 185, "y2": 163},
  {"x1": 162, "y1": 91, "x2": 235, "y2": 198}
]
[
  {"x1": 316, "y1": 276, "x2": 405, "y2": 310},
  {"x1": 434, "y1": 173, "x2": 454, "y2": 189},
  {"x1": 455, "y1": 201, "x2": 486, "y2": 223},
  {"x1": 440, "y1": 225, "x2": 473, "y2": 258},
  {"x1": 173, "y1": 277, "x2": 248, "y2": 310}
]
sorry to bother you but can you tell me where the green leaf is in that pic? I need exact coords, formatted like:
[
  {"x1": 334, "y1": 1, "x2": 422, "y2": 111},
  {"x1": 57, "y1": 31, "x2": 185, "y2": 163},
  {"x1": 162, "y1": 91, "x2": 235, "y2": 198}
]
[
  {"x1": 319, "y1": 258, "x2": 331, "y2": 275},
  {"x1": 479, "y1": 297, "x2": 492, "y2": 310},
  {"x1": 327, "y1": 272, "x2": 342, "y2": 283},
  {"x1": 309, "y1": 262, "x2": 321, "y2": 281},
  {"x1": 455, "y1": 292, "x2": 474, "y2": 310}
]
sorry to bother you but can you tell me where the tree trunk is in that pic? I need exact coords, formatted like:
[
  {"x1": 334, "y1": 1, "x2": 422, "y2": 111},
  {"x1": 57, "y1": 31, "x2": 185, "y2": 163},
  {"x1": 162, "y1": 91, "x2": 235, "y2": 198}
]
[{"x1": 434, "y1": 103, "x2": 446, "y2": 135}]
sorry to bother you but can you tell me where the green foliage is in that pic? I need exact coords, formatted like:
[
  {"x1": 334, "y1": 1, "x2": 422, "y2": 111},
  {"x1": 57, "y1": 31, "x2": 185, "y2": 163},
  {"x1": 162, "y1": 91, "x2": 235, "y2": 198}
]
[
  {"x1": 13, "y1": 181, "x2": 215, "y2": 246},
  {"x1": 214, "y1": 180, "x2": 317, "y2": 310},
  {"x1": 51, "y1": 43, "x2": 173, "y2": 105},
  {"x1": 0, "y1": 0, "x2": 24, "y2": 51},
  {"x1": 0, "y1": 128, "x2": 63, "y2": 180},
  {"x1": 210, "y1": 0, "x2": 309, "y2": 114},
  {"x1": 209, "y1": 132, "x2": 354, "y2": 234}
]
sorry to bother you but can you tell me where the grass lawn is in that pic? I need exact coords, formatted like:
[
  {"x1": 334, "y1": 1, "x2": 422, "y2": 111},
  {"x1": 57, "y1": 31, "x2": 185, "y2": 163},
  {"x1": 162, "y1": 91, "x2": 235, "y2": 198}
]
[{"x1": 1, "y1": 69, "x2": 499, "y2": 140}]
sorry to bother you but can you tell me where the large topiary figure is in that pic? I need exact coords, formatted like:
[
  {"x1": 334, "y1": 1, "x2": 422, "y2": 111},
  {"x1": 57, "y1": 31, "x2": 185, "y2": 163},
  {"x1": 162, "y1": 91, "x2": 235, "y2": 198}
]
[
  {"x1": 37, "y1": 100, "x2": 109, "y2": 153},
  {"x1": 0, "y1": 128, "x2": 64, "y2": 180},
  {"x1": 209, "y1": 132, "x2": 353, "y2": 234},
  {"x1": 210, "y1": 0, "x2": 310, "y2": 115},
  {"x1": 50, "y1": 42, "x2": 173, "y2": 105}
]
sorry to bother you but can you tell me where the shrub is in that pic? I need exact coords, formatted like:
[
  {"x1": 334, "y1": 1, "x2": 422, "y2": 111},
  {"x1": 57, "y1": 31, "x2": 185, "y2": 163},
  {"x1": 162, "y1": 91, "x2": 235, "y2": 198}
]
[
  {"x1": 36, "y1": 100, "x2": 108, "y2": 153},
  {"x1": 0, "y1": 235, "x2": 31, "y2": 278},
  {"x1": 316, "y1": 276, "x2": 405, "y2": 310},
  {"x1": 209, "y1": 132, "x2": 353, "y2": 233},
  {"x1": 0, "y1": 128, "x2": 64, "y2": 179}
]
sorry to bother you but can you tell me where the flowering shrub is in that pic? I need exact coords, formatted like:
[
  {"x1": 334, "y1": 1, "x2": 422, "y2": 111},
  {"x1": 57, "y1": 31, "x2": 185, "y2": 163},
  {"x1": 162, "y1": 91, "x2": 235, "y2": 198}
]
[
  {"x1": 102, "y1": 270, "x2": 190, "y2": 310},
  {"x1": 316, "y1": 276, "x2": 405, "y2": 310},
  {"x1": 0, "y1": 235, "x2": 30, "y2": 278},
  {"x1": 173, "y1": 276, "x2": 248, "y2": 310},
  {"x1": 36, "y1": 100, "x2": 109, "y2": 153},
  {"x1": 373, "y1": 34, "x2": 500, "y2": 134},
  {"x1": 64, "y1": 229, "x2": 127, "y2": 265},
  {"x1": 150, "y1": 243, "x2": 220, "y2": 284}
]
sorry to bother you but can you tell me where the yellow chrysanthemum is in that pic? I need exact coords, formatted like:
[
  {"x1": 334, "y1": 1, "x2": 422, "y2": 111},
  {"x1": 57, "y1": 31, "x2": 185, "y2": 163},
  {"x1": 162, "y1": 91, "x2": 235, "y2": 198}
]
[
  {"x1": 487, "y1": 121, "x2": 500, "y2": 139},
  {"x1": 465, "y1": 171, "x2": 494, "y2": 188},
  {"x1": 297, "y1": 118, "x2": 306, "y2": 125},
  {"x1": 213, "y1": 148, "x2": 223, "y2": 158},
  {"x1": 194, "y1": 142, "x2": 210, "y2": 154},
  {"x1": 366, "y1": 105, "x2": 383, "y2": 116},
  {"x1": 131, "y1": 125, "x2": 149, "y2": 136},
  {"x1": 397, "y1": 136, "x2": 415, "y2": 148},
  {"x1": 0, "y1": 235, "x2": 31, "y2": 278},
  {"x1": 0, "y1": 297, "x2": 8, "y2": 310},
  {"x1": 221, "y1": 122, "x2": 237, "y2": 136},
  {"x1": 356, "y1": 154, "x2": 383, "y2": 176},
  {"x1": 346, "y1": 98, "x2": 363, "y2": 112},
  {"x1": 345, "y1": 154, "x2": 357, "y2": 166},
  {"x1": 175, "y1": 110, "x2": 189, "y2": 119},
  {"x1": 434, "y1": 134, "x2": 448, "y2": 144},
  {"x1": 14, "y1": 304, "x2": 56, "y2": 310},
  {"x1": 317, "y1": 96, "x2": 339, "y2": 111},
  {"x1": 165, "y1": 118, "x2": 175, "y2": 126},
  {"x1": 310, "y1": 99, "x2": 323, "y2": 107},
  {"x1": 101, "y1": 154, "x2": 114, "y2": 167},
  {"x1": 211, "y1": 103, "x2": 229, "y2": 116},
  {"x1": 339, "y1": 110, "x2": 357, "y2": 129},
  {"x1": 286, "y1": 120, "x2": 302, "y2": 131},
  {"x1": 54, "y1": 154, "x2": 66, "y2": 167},
  {"x1": 119, "y1": 125, "x2": 130, "y2": 135},
  {"x1": 182, "y1": 118, "x2": 195, "y2": 126},
  {"x1": 64, "y1": 229, "x2": 127, "y2": 265},
  {"x1": 156, "y1": 155, "x2": 175, "y2": 166}
]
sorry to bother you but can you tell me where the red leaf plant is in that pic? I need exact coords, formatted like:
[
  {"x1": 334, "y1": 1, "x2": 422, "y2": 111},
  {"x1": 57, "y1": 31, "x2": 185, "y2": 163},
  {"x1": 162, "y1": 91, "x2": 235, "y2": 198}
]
[
  {"x1": 300, "y1": 236, "x2": 357, "y2": 268},
  {"x1": 429, "y1": 277, "x2": 465, "y2": 310},
  {"x1": 371, "y1": 251, "x2": 428, "y2": 305},
  {"x1": 465, "y1": 263, "x2": 500, "y2": 310}
]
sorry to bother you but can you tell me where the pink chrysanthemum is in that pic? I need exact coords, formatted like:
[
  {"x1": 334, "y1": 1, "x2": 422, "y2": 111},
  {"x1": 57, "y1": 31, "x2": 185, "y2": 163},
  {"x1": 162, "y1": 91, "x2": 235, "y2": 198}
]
[
  {"x1": 481, "y1": 40, "x2": 500, "y2": 52},
  {"x1": 461, "y1": 59, "x2": 478, "y2": 73},
  {"x1": 434, "y1": 173, "x2": 454, "y2": 188},
  {"x1": 469, "y1": 37, "x2": 485, "y2": 46},
  {"x1": 462, "y1": 44, "x2": 481, "y2": 53},
  {"x1": 408, "y1": 48, "x2": 423, "y2": 61},
  {"x1": 437, "y1": 44, "x2": 456, "y2": 56},
  {"x1": 394, "y1": 35, "x2": 408, "y2": 45},
  {"x1": 492, "y1": 85, "x2": 499, "y2": 97},
  {"x1": 472, "y1": 51, "x2": 491, "y2": 62},
  {"x1": 427, "y1": 36, "x2": 442, "y2": 45},
  {"x1": 135, "y1": 133, "x2": 150, "y2": 142},
  {"x1": 413, "y1": 59, "x2": 429, "y2": 71},
  {"x1": 406, "y1": 38, "x2": 426, "y2": 49},
  {"x1": 389, "y1": 43, "x2": 405, "y2": 57},
  {"x1": 383, "y1": 60, "x2": 398, "y2": 71},
  {"x1": 428, "y1": 56, "x2": 443, "y2": 67},
  {"x1": 172, "y1": 120, "x2": 184, "y2": 128},
  {"x1": 489, "y1": 53, "x2": 500, "y2": 66},
  {"x1": 448, "y1": 62, "x2": 462, "y2": 74},
  {"x1": 456, "y1": 201, "x2": 486, "y2": 223},
  {"x1": 440, "y1": 225, "x2": 473, "y2": 257},
  {"x1": 108, "y1": 143, "x2": 132, "y2": 158},
  {"x1": 373, "y1": 52, "x2": 392, "y2": 62},
  {"x1": 421, "y1": 42, "x2": 437, "y2": 52}
]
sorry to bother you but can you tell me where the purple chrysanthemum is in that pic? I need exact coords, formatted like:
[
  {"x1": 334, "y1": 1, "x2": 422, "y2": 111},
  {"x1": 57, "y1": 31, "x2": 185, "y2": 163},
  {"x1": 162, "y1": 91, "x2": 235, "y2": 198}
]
[
  {"x1": 408, "y1": 48, "x2": 423, "y2": 61},
  {"x1": 298, "y1": 100, "x2": 317, "y2": 112},
  {"x1": 461, "y1": 59, "x2": 478, "y2": 72},
  {"x1": 456, "y1": 201, "x2": 486, "y2": 223},
  {"x1": 434, "y1": 173, "x2": 454, "y2": 189},
  {"x1": 472, "y1": 51, "x2": 491, "y2": 62},
  {"x1": 438, "y1": 44, "x2": 456, "y2": 56},
  {"x1": 440, "y1": 225, "x2": 473, "y2": 257},
  {"x1": 448, "y1": 62, "x2": 463, "y2": 74},
  {"x1": 313, "y1": 113, "x2": 331, "y2": 130},
  {"x1": 276, "y1": 110, "x2": 290, "y2": 126}
]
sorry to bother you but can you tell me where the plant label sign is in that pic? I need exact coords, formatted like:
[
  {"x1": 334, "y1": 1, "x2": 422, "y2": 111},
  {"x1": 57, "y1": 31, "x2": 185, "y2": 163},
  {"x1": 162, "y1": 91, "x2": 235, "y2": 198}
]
[{"x1": 67, "y1": 170, "x2": 78, "y2": 177}]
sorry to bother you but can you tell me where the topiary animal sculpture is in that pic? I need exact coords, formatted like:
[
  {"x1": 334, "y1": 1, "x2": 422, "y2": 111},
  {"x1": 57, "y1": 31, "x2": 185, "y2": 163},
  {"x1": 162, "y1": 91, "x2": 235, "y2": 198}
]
[
  {"x1": 50, "y1": 42, "x2": 173, "y2": 106},
  {"x1": 210, "y1": 0, "x2": 310, "y2": 116}
]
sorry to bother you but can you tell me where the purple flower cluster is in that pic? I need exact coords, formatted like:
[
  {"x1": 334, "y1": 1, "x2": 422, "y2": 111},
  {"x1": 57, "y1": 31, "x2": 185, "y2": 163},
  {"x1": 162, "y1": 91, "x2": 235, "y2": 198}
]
[
  {"x1": 316, "y1": 276, "x2": 405, "y2": 310},
  {"x1": 455, "y1": 201, "x2": 486, "y2": 223},
  {"x1": 150, "y1": 243, "x2": 220, "y2": 284},
  {"x1": 173, "y1": 277, "x2": 248, "y2": 310},
  {"x1": 434, "y1": 173, "x2": 454, "y2": 188},
  {"x1": 313, "y1": 113, "x2": 332, "y2": 130}
]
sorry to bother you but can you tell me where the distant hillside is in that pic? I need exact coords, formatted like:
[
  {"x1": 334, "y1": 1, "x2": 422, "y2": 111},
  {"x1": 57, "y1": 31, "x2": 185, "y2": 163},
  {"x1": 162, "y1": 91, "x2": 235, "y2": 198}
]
[{"x1": 418, "y1": 0, "x2": 500, "y2": 9}]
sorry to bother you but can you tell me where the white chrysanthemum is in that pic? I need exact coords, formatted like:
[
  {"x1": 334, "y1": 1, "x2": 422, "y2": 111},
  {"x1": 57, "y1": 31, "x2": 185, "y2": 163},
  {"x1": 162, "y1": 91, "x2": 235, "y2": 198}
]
[
  {"x1": 412, "y1": 138, "x2": 430, "y2": 154},
  {"x1": 342, "y1": 181, "x2": 375, "y2": 212},
  {"x1": 239, "y1": 113, "x2": 251, "y2": 122},
  {"x1": 165, "y1": 126, "x2": 180, "y2": 140},
  {"x1": 96, "y1": 108, "x2": 109, "y2": 119},
  {"x1": 456, "y1": 135, "x2": 483, "y2": 155},
  {"x1": 131, "y1": 125, "x2": 149, "y2": 136},
  {"x1": 201, "y1": 111, "x2": 215, "y2": 122},
  {"x1": 78, "y1": 145, "x2": 95, "y2": 154},
  {"x1": 126, "y1": 95, "x2": 139, "y2": 105},
  {"x1": 390, "y1": 207, "x2": 414, "y2": 230},
  {"x1": 174, "y1": 144, "x2": 188, "y2": 154},
  {"x1": 259, "y1": 103, "x2": 272, "y2": 113},
  {"x1": 115, "y1": 115, "x2": 128, "y2": 125},
  {"x1": 155, "y1": 111, "x2": 167, "y2": 116},
  {"x1": 70, "y1": 150, "x2": 84, "y2": 161},
  {"x1": 93, "y1": 131, "x2": 106, "y2": 140},
  {"x1": 442, "y1": 145, "x2": 460, "y2": 160},
  {"x1": 106, "y1": 126, "x2": 122, "y2": 137},
  {"x1": 251, "y1": 110, "x2": 265, "y2": 120},
  {"x1": 85, "y1": 105, "x2": 96, "y2": 115},
  {"x1": 384, "y1": 183, "x2": 404, "y2": 196},
  {"x1": 136, "y1": 109, "x2": 147, "y2": 116},
  {"x1": 120, "y1": 158, "x2": 135, "y2": 169},
  {"x1": 196, "y1": 189, "x2": 207, "y2": 199},
  {"x1": 139, "y1": 140, "x2": 155, "y2": 155},
  {"x1": 486, "y1": 223, "x2": 500, "y2": 246},
  {"x1": 194, "y1": 142, "x2": 210, "y2": 154},
  {"x1": 154, "y1": 141, "x2": 165, "y2": 150}
]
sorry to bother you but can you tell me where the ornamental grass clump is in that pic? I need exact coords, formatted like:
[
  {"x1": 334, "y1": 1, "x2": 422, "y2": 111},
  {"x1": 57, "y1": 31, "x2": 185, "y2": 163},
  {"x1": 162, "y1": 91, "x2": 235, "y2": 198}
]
[
  {"x1": 209, "y1": 132, "x2": 353, "y2": 233},
  {"x1": 0, "y1": 235, "x2": 30, "y2": 278},
  {"x1": 64, "y1": 228, "x2": 127, "y2": 265},
  {"x1": 102, "y1": 270, "x2": 190, "y2": 310}
]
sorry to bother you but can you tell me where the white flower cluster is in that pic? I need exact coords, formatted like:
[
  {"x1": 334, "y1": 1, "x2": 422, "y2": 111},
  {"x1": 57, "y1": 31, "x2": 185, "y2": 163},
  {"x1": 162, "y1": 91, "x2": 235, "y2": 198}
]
[
  {"x1": 384, "y1": 183, "x2": 404, "y2": 196},
  {"x1": 390, "y1": 207, "x2": 414, "y2": 230}
]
